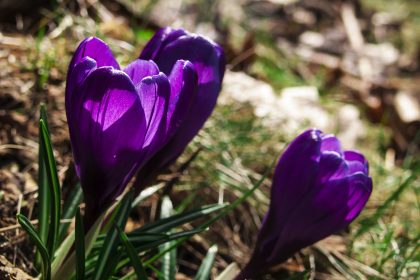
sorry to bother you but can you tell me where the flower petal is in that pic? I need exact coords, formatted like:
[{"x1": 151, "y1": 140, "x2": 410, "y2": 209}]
[
  {"x1": 317, "y1": 151, "x2": 349, "y2": 183},
  {"x1": 256, "y1": 129, "x2": 322, "y2": 256},
  {"x1": 320, "y1": 134, "x2": 342, "y2": 154},
  {"x1": 140, "y1": 27, "x2": 187, "y2": 61},
  {"x1": 136, "y1": 28, "x2": 225, "y2": 183},
  {"x1": 69, "y1": 37, "x2": 120, "y2": 76},
  {"x1": 344, "y1": 172, "x2": 372, "y2": 221},
  {"x1": 66, "y1": 57, "x2": 97, "y2": 143},
  {"x1": 69, "y1": 67, "x2": 146, "y2": 222},
  {"x1": 124, "y1": 59, "x2": 159, "y2": 86},
  {"x1": 267, "y1": 171, "x2": 370, "y2": 265},
  {"x1": 271, "y1": 129, "x2": 322, "y2": 210},
  {"x1": 344, "y1": 150, "x2": 369, "y2": 174},
  {"x1": 136, "y1": 73, "x2": 170, "y2": 152},
  {"x1": 166, "y1": 60, "x2": 198, "y2": 139}
]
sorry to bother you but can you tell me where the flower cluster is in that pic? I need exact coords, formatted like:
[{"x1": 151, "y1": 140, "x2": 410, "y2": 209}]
[
  {"x1": 65, "y1": 27, "x2": 225, "y2": 226},
  {"x1": 65, "y1": 27, "x2": 372, "y2": 278}
]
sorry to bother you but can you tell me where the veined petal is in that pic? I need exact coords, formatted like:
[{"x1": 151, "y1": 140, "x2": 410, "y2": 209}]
[
  {"x1": 166, "y1": 60, "x2": 198, "y2": 139},
  {"x1": 256, "y1": 129, "x2": 322, "y2": 257},
  {"x1": 69, "y1": 37, "x2": 120, "y2": 72},
  {"x1": 137, "y1": 72, "x2": 170, "y2": 156},
  {"x1": 271, "y1": 129, "x2": 322, "y2": 210},
  {"x1": 344, "y1": 150, "x2": 369, "y2": 174},
  {"x1": 140, "y1": 27, "x2": 187, "y2": 61},
  {"x1": 317, "y1": 151, "x2": 349, "y2": 183},
  {"x1": 135, "y1": 28, "x2": 226, "y2": 185},
  {"x1": 266, "y1": 177, "x2": 353, "y2": 264},
  {"x1": 124, "y1": 59, "x2": 159, "y2": 86},
  {"x1": 345, "y1": 172, "x2": 372, "y2": 221},
  {"x1": 320, "y1": 134, "x2": 342, "y2": 154},
  {"x1": 69, "y1": 67, "x2": 146, "y2": 222},
  {"x1": 65, "y1": 57, "x2": 97, "y2": 159},
  {"x1": 66, "y1": 57, "x2": 97, "y2": 105}
]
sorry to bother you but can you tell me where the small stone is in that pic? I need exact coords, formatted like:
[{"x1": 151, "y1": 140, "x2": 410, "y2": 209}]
[{"x1": 395, "y1": 91, "x2": 420, "y2": 123}]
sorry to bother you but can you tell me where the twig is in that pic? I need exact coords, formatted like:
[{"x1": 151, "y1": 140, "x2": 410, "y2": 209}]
[
  {"x1": 341, "y1": 3, "x2": 364, "y2": 50},
  {"x1": 341, "y1": 2, "x2": 374, "y2": 81}
]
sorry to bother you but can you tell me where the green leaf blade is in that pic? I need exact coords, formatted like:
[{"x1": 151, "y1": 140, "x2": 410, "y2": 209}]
[
  {"x1": 93, "y1": 191, "x2": 134, "y2": 280},
  {"x1": 159, "y1": 196, "x2": 177, "y2": 280},
  {"x1": 39, "y1": 118, "x2": 61, "y2": 258},
  {"x1": 132, "y1": 203, "x2": 227, "y2": 235},
  {"x1": 117, "y1": 226, "x2": 148, "y2": 280},
  {"x1": 195, "y1": 245, "x2": 218, "y2": 280},
  {"x1": 75, "y1": 208, "x2": 85, "y2": 280},
  {"x1": 17, "y1": 214, "x2": 51, "y2": 280},
  {"x1": 59, "y1": 183, "x2": 83, "y2": 242},
  {"x1": 37, "y1": 104, "x2": 51, "y2": 269}
]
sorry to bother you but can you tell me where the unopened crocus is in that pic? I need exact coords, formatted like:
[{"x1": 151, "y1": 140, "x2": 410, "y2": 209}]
[
  {"x1": 65, "y1": 29, "x2": 225, "y2": 226},
  {"x1": 236, "y1": 129, "x2": 372, "y2": 279}
]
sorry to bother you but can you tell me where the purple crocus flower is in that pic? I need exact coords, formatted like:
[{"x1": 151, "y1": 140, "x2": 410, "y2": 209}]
[
  {"x1": 236, "y1": 129, "x2": 372, "y2": 279},
  {"x1": 134, "y1": 27, "x2": 226, "y2": 188},
  {"x1": 65, "y1": 29, "x2": 224, "y2": 226}
]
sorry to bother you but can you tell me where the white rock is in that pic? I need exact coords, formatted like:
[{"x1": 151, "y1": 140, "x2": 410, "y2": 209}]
[
  {"x1": 221, "y1": 71, "x2": 333, "y2": 132},
  {"x1": 395, "y1": 91, "x2": 420, "y2": 123},
  {"x1": 337, "y1": 105, "x2": 366, "y2": 149}
]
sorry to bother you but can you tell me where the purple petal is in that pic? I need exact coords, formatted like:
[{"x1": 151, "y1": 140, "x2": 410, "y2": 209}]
[
  {"x1": 344, "y1": 150, "x2": 369, "y2": 174},
  {"x1": 344, "y1": 172, "x2": 372, "y2": 221},
  {"x1": 317, "y1": 151, "x2": 349, "y2": 183},
  {"x1": 69, "y1": 67, "x2": 146, "y2": 223},
  {"x1": 320, "y1": 134, "x2": 342, "y2": 154},
  {"x1": 257, "y1": 129, "x2": 322, "y2": 253},
  {"x1": 270, "y1": 129, "x2": 322, "y2": 208},
  {"x1": 124, "y1": 59, "x2": 159, "y2": 86},
  {"x1": 140, "y1": 27, "x2": 187, "y2": 61},
  {"x1": 166, "y1": 60, "x2": 198, "y2": 139},
  {"x1": 69, "y1": 37, "x2": 120, "y2": 73},
  {"x1": 347, "y1": 160, "x2": 367, "y2": 174},
  {"x1": 66, "y1": 57, "x2": 97, "y2": 142},
  {"x1": 140, "y1": 29, "x2": 225, "y2": 84},
  {"x1": 136, "y1": 73, "x2": 170, "y2": 152},
  {"x1": 136, "y1": 28, "x2": 225, "y2": 183},
  {"x1": 265, "y1": 168, "x2": 370, "y2": 266}
]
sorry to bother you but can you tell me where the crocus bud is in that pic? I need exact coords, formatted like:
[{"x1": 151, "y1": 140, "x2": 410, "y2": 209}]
[
  {"x1": 236, "y1": 129, "x2": 372, "y2": 279},
  {"x1": 65, "y1": 35, "x2": 200, "y2": 226},
  {"x1": 135, "y1": 27, "x2": 226, "y2": 187}
]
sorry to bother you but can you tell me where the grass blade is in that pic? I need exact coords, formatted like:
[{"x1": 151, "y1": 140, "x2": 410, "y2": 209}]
[
  {"x1": 75, "y1": 208, "x2": 85, "y2": 280},
  {"x1": 59, "y1": 183, "x2": 83, "y2": 242},
  {"x1": 117, "y1": 226, "x2": 148, "y2": 280},
  {"x1": 39, "y1": 119, "x2": 61, "y2": 258},
  {"x1": 159, "y1": 196, "x2": 176, "y2": 280},
  {"x1": 195, "y1": 245, "x2": 218, "y2": 280},
  {"x1": 215, "y1": 263, "x2": 240, "y2": 280},
  {"x1": 132, "y1": 204, "x2": 227, "y2": 235},
  {"x1": 125, "y1": 171, "x2": 270, "y2": 280},
  {"x1": 17, "y1": 213, "x2": 51, "y2": 280},
  {"x1": 355, "y1": 174, "x2": 417, "y2": 237},
  {"x1": 93, "y1": 190, "x2": 134, "y2": 280},
  {"x1": 94, "y1": 203, "x2": 226, "y2": 249},
  {"x1": 113, "y1": 229, "x2": 205, "y2": 280},
  {"x1": 37, "y1": 104, "x2": 51, "y2": 268},
  {"x1": 133, "y1": 229, "x2": 204, "y2": 253},
  {"x1": 52, "y1": 213, "x2": 105, "y2": 280}
]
